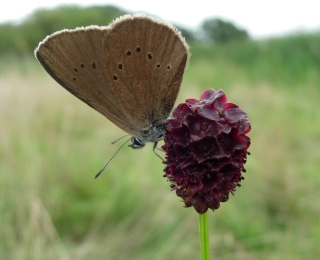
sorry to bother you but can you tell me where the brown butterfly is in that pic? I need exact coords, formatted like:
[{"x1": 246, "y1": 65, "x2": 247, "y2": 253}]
[{"x1": 35, "y1": 14, "x2": 189, "y2": 175}]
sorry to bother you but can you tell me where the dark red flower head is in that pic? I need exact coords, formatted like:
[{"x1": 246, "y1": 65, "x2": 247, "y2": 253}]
[{"x1": 162, "y1": 89, "x2": 251, "y2": 214}]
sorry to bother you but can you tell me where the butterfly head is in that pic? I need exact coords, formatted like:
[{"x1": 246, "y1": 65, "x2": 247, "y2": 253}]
[{"x1": 129, "y1": 123, "x2": 165, "y2": 149}]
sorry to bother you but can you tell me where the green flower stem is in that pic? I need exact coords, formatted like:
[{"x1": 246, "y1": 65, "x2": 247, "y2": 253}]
[{"x1": 199, "y1": 212, "x2": 210, "y2": 260}]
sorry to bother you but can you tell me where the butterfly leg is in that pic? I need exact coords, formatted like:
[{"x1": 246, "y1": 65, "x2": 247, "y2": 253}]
[{"x1": 153, "y1": 141, "x2": 165, "y2": 162}]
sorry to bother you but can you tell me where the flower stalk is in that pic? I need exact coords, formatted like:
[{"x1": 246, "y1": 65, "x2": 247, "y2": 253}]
[{"x1": 199, "y1": 212, "x2": 210, "y2": 260}]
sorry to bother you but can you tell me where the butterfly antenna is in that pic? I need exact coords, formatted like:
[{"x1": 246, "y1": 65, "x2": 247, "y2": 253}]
[
  {"x1": 111, "y1": 134, "x2": 130, "y2": 144},
  {"x1": 95, "y1": 138, "x2": 131, "y2": 179}
]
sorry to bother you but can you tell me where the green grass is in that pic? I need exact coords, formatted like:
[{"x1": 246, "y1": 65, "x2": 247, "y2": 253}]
[
  {"x1": 189, "y1": 33, "x2": 320, "y2": 88},
  {"x1": 1, "y1": 38, "x2": 320, "y2": 259}
]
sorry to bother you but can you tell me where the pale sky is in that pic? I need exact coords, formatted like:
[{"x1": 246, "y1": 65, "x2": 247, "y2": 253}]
[{"x1": 1, "y1": 0, "x2": 320, "y2": 39}]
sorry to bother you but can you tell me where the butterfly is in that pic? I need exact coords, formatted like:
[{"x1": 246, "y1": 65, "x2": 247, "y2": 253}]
[{"x1": 35, "y1": 14, "x2": 189, "y2": 175}]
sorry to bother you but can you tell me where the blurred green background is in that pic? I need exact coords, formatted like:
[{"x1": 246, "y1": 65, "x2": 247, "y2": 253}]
[{"x1": 1, "y1": 5, "x2": 320, "y2": 260}]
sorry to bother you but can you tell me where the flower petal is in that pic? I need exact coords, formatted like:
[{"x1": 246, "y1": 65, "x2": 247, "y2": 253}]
[{"x1": 200, "y1": 88, "x2": 216, "y2": 101}]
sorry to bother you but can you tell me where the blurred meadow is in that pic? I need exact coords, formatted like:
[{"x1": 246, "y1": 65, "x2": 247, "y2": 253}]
[{"x1": 1, "y1": 5, "x2": 320, "y2": 260}]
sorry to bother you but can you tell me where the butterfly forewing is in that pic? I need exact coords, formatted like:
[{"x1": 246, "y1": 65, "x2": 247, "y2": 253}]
[
  {"x1": 103, "y1": 15, "x2": 189, "y2": 130},
  {"x1": 35, "y1": 14, "x2": 189, "y2": 139}
]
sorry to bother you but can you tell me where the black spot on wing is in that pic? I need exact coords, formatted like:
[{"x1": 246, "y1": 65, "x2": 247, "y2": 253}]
[{"x1": 35, "y1": 51, "x2": 94, "y2": 110}]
